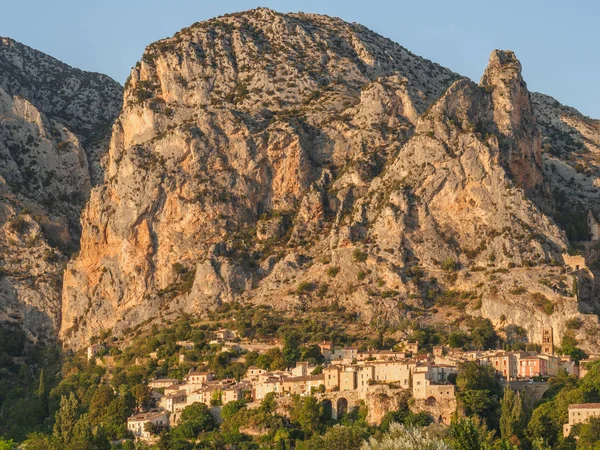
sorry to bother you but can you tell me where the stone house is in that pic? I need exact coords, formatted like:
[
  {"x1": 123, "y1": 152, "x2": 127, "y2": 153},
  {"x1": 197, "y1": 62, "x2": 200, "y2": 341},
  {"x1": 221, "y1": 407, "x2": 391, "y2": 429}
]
[
  {"x1": 127, "y1": 410, "x2": 169, "y2": 439},
  {"x1": 281, "y1": 374, "x2": 325, "y2": 396},
  {"x1": 245, "y1": 366, "x2": 267, "y2": 381},
  {"x1": 399, "y1": 341, "x2": 419, "y2": 354},
  {"x1": 412, "y1": 364, "x2": 457, "y2": 400},
  {"x1": 254, "y1": 375, "x2": 284, "y2": 400},
  {"x1": 481, "y1": 352, "x2": 522, "y2": 380},
  {"x1": 185, "y1": 371, "x2": 214, "y2": 384},
  {"x1": 539, "y1": 354, "x2": 560, "y2": 377},
  {"x1": 340, "y1": 366, "x2": 359, "y2": 391},
  {"x1": 291, "y1": 361, "x2": 311, "y2": 377},
  {"x1": 187, "y1": 385, "x2": 220, "y2": 406},
  {"x1": 159, "y1": 391, "x2": 187, "y2": 414},
  {"x1": 148, "y1": 378, "x2": 180, "y2": 389},
  {"x1": 330, "y1": 347, "x2": 359, "y2": 364},
  {"x1": 87, "y1": 343, "x2": 105, "y2": 361},
  {"x1": 357, "y1": 349, "x2": 406, "y2": 361},
  {"x1": 216, "y1": 329, "x2": 235, "y2": 341},
  {"x1": 370, "y1": 360, "x2": 414, "y2": 386},
  {"x1": 323, "y1": 365, "x2": 341, "y2": 391},
  {"x1": 559, "y1": 356, "x2": 580, "y2": 377},
  {"x1": 176, "y1": 341, "x2": 195, "y2": 350},
  {"x1": 318, "y1": 342, "x2": 333, "y2": 360},
  {"x1": 564, "y1": 403, "x2": 600, "y2": 437},
  {"x1": 222, "y1": 384, "x2": 246, "y2": 403}
]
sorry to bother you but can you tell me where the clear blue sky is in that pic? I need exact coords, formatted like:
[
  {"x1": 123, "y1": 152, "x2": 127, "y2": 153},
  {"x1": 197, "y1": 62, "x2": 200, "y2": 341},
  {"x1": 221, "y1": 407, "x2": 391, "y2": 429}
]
[{"x1": 2, "y1": 0, "x2": 598, "y2": 118}]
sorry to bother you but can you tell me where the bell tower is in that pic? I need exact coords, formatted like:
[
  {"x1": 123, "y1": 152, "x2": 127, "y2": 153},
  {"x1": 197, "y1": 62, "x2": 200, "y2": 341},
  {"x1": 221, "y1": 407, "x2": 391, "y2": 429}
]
[{"x1": 541, "y1": 327, "x2": 554, "y2": 355}]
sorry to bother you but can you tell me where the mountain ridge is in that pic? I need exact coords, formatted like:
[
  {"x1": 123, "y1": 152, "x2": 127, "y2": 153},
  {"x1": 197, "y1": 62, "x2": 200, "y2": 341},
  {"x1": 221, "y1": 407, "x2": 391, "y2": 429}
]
[
  {"x1": 54, "y1": 9, "x2": 600, "y2": 353},
  {"x1": 0, "y1": 37, "x2": 122, "y2": 342}
]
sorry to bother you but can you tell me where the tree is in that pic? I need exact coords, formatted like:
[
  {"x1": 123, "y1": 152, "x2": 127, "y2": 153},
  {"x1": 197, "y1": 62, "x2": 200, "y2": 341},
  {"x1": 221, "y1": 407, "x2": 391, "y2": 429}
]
[
  {"x1": 526, "y1": 402, "x2": 559, "y2": 446},
  {"x1": 447, "y1": 332, "x2": 469, "y2": 349},
  {"x1": 132, "y1": 384, "x2": 151, "y2": 411},
  {"x1": 456, "y1": 362, "x2": 501, "y2": 427},
  {"x1": 526, "y1": 387, "x2": 585, "y2": 447},
  {"x1": 37, "y1": 369, "x2": 46, "y2": 400},
  {"x1": 282, "y1": 331, "x2": 301, "y2": 367},
  {"x1": 577, "y1": 416, "x2": 600, "y2": 449},
  {"x1": 499, "y1": 387, "x2": 524, "y2": 441},
  {"x1": 260, "y1": 392, "x2": 277, "y2": 414},
  {"x1": 447, "y1": 418, "x2": 490, "y2": 450},
  {"x1": 361, "y1": 423, "x2": 450, "y2": 450},
  {"x1": 0, "y1": 440, "x2": 16, "y2": 450},
  {"x1": 102, "y1": 395, "x2": 134, "y2": 439},
  {"x1": 580, "y1": 360, "x2": 600, "y2": 400},
  {"x1": 175, "y1": 402, "x2": 217, "y2": 437},
  {"x1": 557, "y1": 335, "x2": 588, "y2": 364},
  {"x1": 211, "y1": 389, "x2": 223, "y2": 406},
  {"x1": 20, "y1": 433, "x2": 57, "y2": 450},
  {"x1": 222, "y1": 399, "x2": 246, "y2": 421},
  {"x1": 468, "y1": 318, "x2": 499, "y2": 350},
  {"x1": 290, "y1": 396, "x2": 323, "y2": 438},
  {"x1": 37, "y1": 368, "x2": 47, "y2": 414},
  {"x1": 300, "y1": 345, "x2": 324, "y2": 365},
  {"x1": 67, "y1": 413, "x2": 110, "y2": 450},
  {"x1": 144, "y1": 421, "x2": 160, "y2": 436},
  {"x1": 297, "y1": 424, "x2": 366, "y2": 450},
  {"x1": 53, "y1": 393, "x2": 80, "y2": 446},
  {"x1": 88, "y1": 385, "x2": 115, "y2": 424}
]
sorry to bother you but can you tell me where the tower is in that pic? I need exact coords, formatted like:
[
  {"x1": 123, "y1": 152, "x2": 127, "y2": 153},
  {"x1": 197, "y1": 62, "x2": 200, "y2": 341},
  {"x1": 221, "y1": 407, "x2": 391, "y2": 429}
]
[{"x1": 541, "y1": 327, "x2": 554, "y2": 355}]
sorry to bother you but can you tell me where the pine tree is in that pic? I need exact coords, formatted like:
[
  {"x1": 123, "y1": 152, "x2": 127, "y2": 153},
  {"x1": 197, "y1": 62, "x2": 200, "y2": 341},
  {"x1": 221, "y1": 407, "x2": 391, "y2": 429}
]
[
  {"x1": 36, "y1": 368, "x2": 45, "y2": 398},
  {"x1": 53, "y1": 392, "x2": 80, "y2": 446},
  {"x1": 499, "y1": 387, "x2": 524, "y2": 441},
  {"x1": 37, "y1": 368, "x2": 47, "y2": 415}
]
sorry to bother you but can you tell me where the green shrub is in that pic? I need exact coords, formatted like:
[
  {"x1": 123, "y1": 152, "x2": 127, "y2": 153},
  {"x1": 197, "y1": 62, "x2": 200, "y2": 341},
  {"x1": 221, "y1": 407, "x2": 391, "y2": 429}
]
[
  {"x1": 316, "y1": 283, "x2": 328, "y2": 298},
  {"x1": 296, "y1": 281, "x2": 316, "y2": 295},
  {"x1": 566, "y1": 317, "x2": 583, "y2": 330},
  {"x1": 8, "y1": 215, "x2": 28, "y2": 234},
  {"x1": 441, "y1": 258, "x2": 457, "y2": 271},
  {"x1": 530, "y1": 292, "x2": 554, "y2": 315},
  {"x1": 509, "y1": 287, "x2": 527, "y2": 295},
  {"x1": 352, "y1": 249, "x2": 368, "y2": 262},
  {"x1": 326, "y1": 266, "x2": 340, "y2": 278}
]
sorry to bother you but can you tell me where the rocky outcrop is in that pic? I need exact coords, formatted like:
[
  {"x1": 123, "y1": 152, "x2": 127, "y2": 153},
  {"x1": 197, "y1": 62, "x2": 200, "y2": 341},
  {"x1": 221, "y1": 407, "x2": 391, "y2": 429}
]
[
  {"x1": 480, "y1": 50, "x2": 545, "y2": 195},
  {"x1": 60, "y1": 8, "x2": 459, "y2": 345},
  {"x1": 60, "y1": 9, "x2": 599, "y2": 351},
  {"x1": 0, "y1": 38, "x2": 122, "y2": 342},
  {"x1": 533, "y1": 92, "x2": 600, "y2": 229}
]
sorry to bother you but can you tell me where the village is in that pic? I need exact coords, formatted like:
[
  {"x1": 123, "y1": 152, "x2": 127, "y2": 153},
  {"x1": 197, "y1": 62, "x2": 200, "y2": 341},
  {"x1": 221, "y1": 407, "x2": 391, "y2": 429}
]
[{"x1": 86, "y1": 326, "x2": 600, "y2": 442}]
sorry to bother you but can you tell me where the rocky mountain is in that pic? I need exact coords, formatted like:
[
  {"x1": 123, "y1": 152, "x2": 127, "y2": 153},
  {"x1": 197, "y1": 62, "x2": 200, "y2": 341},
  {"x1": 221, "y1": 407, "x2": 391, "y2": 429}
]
[
  {"x1": 533, "y1": 92, "x2": 600, "y2": 235},
  {"x1": 56, "y1": 8, "x2": 600, "y2": 352},
  {"x1": 0, "y1": 37, "x2": 122, "y2": 342}
]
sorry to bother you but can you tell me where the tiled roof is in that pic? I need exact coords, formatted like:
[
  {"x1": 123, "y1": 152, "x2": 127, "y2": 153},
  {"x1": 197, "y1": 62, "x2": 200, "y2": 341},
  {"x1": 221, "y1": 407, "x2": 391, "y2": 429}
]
[{"x1": 128, "y1": 410, "x2": 168, "y2": 421}]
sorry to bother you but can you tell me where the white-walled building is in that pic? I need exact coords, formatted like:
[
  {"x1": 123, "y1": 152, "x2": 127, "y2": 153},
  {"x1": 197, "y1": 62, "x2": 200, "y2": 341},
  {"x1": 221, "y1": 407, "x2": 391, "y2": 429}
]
[{"x1": 127, "y1": 410, "x2": 169, "y2": 439}]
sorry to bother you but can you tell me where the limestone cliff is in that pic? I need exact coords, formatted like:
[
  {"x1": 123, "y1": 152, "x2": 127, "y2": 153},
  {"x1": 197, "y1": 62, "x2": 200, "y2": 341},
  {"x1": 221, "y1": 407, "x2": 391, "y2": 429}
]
[
  {"x1": 0, "y1": 38, "x2": 122, "y2": 342},
  {"x1": 60, "y1": 9, "x2": 600, "y2": 352}
]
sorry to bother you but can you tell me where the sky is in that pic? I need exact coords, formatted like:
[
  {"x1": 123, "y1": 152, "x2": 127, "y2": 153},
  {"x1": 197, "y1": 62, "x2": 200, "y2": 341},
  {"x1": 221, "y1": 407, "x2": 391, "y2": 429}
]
[{"x1": 1, "y1": 0, "x2": 598, "y2": 118}]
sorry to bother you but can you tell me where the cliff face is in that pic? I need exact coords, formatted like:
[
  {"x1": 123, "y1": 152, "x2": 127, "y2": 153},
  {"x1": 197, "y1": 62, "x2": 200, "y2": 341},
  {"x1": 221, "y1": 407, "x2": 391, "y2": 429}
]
[
  {"x1": 0, "y1": 38, "x2": 122, "y2": 342},
  {"x1": 533, "y1": 92, "x2": 600, "y2": 216},
  {"x1": 60, "y1": 9, "x2": 599, "y2": 351},
  {"x1": 60, "y1": 8, "x2": 459, "y2": 345}
]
